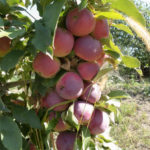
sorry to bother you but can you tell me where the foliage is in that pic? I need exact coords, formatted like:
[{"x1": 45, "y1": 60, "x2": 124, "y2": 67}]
[
  {"x1": 0, "y1": 0, "x2": 148, "y2": 150},
  {"x1": 111, "y1": 0, "x2": 150, "y2": 78}
]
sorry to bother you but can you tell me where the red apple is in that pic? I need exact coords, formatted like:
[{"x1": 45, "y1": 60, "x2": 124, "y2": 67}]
[
  {"x1": 42, "y1": 90, "x2": 68, "y2": 111},
  {"x1": 74, "y1": 35, "x2": 103, "y2": 62},
  {"x1": 0, "y1": 37, "x2": 11, "y2": 57},
  {"x1": 54, "y1": 28, "x2": 74, "y2": 57},
  {"x1": 56, "y1": 72, "x2": 84, "y2": 100},
  {"x1": 81, "y1": 82, "x2": 101, "y2": 104},
  {"x1": 66, "y1": 8, "x2": 96, "y2": 36},
  {"x1": 56, "y1": 131, "x2": 76, "y2": 150},
  {"x1": 92, "y1": 19, "x2": 109, "y2": 40},
  {"x1": 32, "y1": 52, "x2": 60, "y2": 78},
  {"x1": 77, "y1": 62, "x2": 99, "y2": 81},
  {"x1": 88, "y1": 109, "x2": 110, "y2": 135},
  {"x1": 74, "y1": 101, "x2": 94, "y2": 125}
]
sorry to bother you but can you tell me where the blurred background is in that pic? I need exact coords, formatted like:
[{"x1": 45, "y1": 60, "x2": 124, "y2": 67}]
[{"x1": 107, "y1": 1, "x2": 150, "y2": 149}]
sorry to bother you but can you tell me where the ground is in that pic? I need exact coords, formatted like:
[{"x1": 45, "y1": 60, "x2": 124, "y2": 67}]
[{"x1": 105, "y1": 77, "x2": 150, "y2": 150}]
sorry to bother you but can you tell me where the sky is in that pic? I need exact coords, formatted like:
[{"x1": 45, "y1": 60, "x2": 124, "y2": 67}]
[
  {"x1": 141, "y1": 0, "x2": 150, "y2": 2},
  {"x1": 23, "y1": 0, "x2": 150, "y2": 22}
]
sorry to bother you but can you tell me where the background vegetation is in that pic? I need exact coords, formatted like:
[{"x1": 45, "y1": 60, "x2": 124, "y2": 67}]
[{"x1": 107, "y1": 1, "x2": 150, "y2": 149}]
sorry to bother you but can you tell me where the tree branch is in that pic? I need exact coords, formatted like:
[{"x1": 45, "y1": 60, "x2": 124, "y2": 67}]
[{"x1": 0, "y1": 80, "x2": 32, "y2": 92}]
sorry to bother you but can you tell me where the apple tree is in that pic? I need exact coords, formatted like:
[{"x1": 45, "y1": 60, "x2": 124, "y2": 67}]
[{"x1": 0, "y1": 0, "x2": 148, "y2": 150}]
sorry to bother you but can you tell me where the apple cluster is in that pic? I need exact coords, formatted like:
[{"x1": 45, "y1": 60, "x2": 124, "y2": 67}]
[{"x1": 32, "y1": 8, "x2": 110, "y2": 150}]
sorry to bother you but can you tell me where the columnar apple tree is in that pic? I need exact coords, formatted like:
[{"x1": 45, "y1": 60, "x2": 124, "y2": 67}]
[{"x1": 0, "y1": 0, "x2": 147, "y2": 150}]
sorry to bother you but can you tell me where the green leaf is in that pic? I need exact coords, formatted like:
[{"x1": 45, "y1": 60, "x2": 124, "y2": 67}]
[
  {"x1": 74, "y1": 138, "x2": 82, "y2": 150},
  {"x1": 108, "y1": 90, "x2": 131, "y2": 99},
  {"x1": 43, "y1": 0, "x2": 66, "y2": 46},
  {"x1": 0, "y1": 97, "x2": 10, "y2": 112},
  {"x1": 41, "y1": 70, "x2": 66, "y2": 88},
  {"x1": 7, "y1": 0, "x2": 20, "y2": 6},
  {"x1": 135, "y1": 68, "x2": 143, "y2": 76},
  {"x1": 12, "y1": 105, "x2": 41, "y2": 129},
  {"x1": 81, "y1": 126, "x2": 95, "y2": 150},
  {"x1": 82, "y1": 138, "x2": 95, "y2": 150},
  {"x1": 0, "y1": 0, "x2": 10, "y2": 14},
  {"x1": 46, "y1": 118, "x2": 58, "y2": 131},
  {"x1": 97, "y1": 127, "x2": 112, "y2": 143},
  {"x1": 33, "y1": 70, "x2": 66, "y2": 96},
  {"x1": 43, "y1": 0, "x2": 66, "y2": 31},
  {"x1": 105, "y1": 50, "x2": 120, "y2": 59},
  {"x1": 40, "y1": 0, "x2": 53, "y2": 10},
  {"x1": 81, "y1": 126, "x2": 91, "y2": 139},
  {"x1": 111, "y1": 23, "x2": 133, "y2": 36},
  {"x1": 103, "y1": 141, "x2": 121, "y2": 150},
  {"x1": 41, "y1": 78, "x2": 57, "y2": 88},
  {"x1": 11, "y1": 6, "x2": 25, "y2": 11},
  {"x1": 93, "y1": 67, "x2": 113, "y2": 82},
  {"x1": 32, "y1": 75, "x2": 48, "y2": 96},
  {"x1": 96, "y1": 100, "x2": 116, "y2": 112},
  {"x1": 79, "y1": 0, "x2": 88, "y2": 9},
  {"x1": 125, "y1": 17, "x2": 150, "y2": 51},
  {"x1": 63, "y1": 104, "x2": 79, "y2": 130},
  {"x1": 22, "y1": 138, "x2": 30, "y2": 150},
  {"x1": 32, "y1": 20, "x2": 51, "y2": 52},
  {"x1": 47, "y1": 47, "x2": 53, "y2": 57},
  {"x1": 0, "y1": 50, "x2": 24, "y2": 72},
  {"x1": 101, "y1": 38, "x2": 123, "y2": 56},
  {"x1": 0, "y1": 116, "x2": 22, "y2": 150},
  {"x1": 0, "y1": 17, "x2": 4, "y2": 27},
  {"x1": 95, "y1": 11, "x2": 125, "y2": 20},
  {"x1": 122, "y1": 56, "x2": 141, "y2": 68},
  {"x1": 109, "y1": 40, "x2": 122, "y2": 55},
  {"x1": 0, "y1": 0, "x2": 7, "y2": 5},
  {"x1": 0, "y1": 27, "x2": 25, "y2": 39},
  {"x1": 0, "y1": 140, "x2": 7, "y2": 150},
  {"x1": 24, "y1": 0, "x2": 31, "y2": 7},
  {"x1": 109, "y1": 0, "x2": 146, "y2": 26},
  {"x1": 45, "y1": 112, "x2": 60, "y2": 132}
]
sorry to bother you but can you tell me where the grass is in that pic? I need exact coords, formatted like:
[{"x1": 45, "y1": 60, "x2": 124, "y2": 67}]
[
  {"x1": 105, "y1": 77, "x2": 150, "y2": 150},
  {"x1": 105, "y1": 77, "x2": 150, "y2": 101},
  {"x1": 110, "y1": 101, "x2": 150, "y2": 150}
]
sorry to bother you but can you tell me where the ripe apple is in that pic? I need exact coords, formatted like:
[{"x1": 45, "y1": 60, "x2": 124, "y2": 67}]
[
  {"x1": 56, "y1": 72, "x2": 84, "y2": 100},
  {"x1": 74, "y1": 35, "x2": 103, "y2": 62},
  {"x1": 81, "y1": 82, "x2": 101, "y2": 104},
  {"x1": 32, "y1": 52, "x2": 60, "y2": 78},
  {"x1": 66, "y1": 8, "x2": 95, "y2": 36},
  {"x1": 56, "y1": 131, "x2": 76, "y2": 150},
  {"x1": 74, "y1": 101, "x2": 94, "y2": 125},
  {"x1": 42, "y1": 90, "x2": 68, "y2": 111},
  {"x1": 88, "y1": 109, "x2": 110, "y2": 135},
  {"x1": 54, "y1": 27, "x2": 74, "y2": 57},
  {"x1": 77, "y1": 62, "x2": 99, "y2": 81},
  {"x1": 92, "y1": 19, "x2": 109, "y2": 40}
]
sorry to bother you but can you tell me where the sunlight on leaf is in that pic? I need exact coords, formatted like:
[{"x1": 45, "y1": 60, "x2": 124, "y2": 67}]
[
  {"x1": 126, "y1": 17, "x2": 150, "y2": 52},
  {"x1": 111, "y1": 23, "x2": 133, "y2": 36},
  {"x1": 95, "y1": 11, "x2": 125, "y2": 20}
]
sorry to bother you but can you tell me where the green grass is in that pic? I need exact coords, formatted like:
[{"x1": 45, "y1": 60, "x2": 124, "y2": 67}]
[
  {"x1": 105, "y1": 78, "x2": 150, "y2": 150},
  {"x1": 110, "y1": 101, "x2": 150, "y2": 150},
  {"x1": 106, "y1": 77, "x2": 150, "y2": 98}
]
